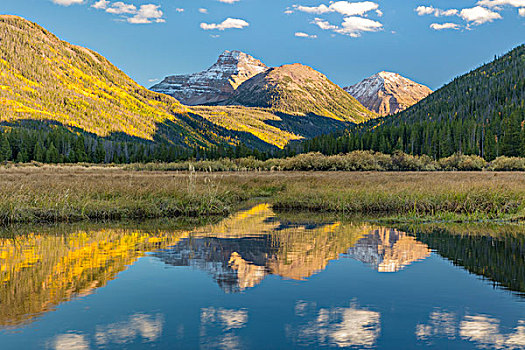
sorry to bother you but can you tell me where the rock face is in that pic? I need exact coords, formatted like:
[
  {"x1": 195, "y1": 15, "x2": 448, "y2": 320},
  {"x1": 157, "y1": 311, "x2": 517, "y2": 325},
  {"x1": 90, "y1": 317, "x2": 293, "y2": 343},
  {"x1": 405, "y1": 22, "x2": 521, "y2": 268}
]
[
  {"x1": 224, "y1": 63, "x2": 374, "y2": 123},
  {"x1": 151, "y1": 50, "x2": 268, "y2": 105},
  {"x1": 344, "y1": 71, "x2": 432, "y2": 116}
]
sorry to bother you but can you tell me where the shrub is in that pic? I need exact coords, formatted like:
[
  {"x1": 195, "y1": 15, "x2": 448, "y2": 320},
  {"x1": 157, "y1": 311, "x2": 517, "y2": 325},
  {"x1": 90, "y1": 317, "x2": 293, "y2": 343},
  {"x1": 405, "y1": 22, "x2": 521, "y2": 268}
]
[
  {"x1": 439, "y1": 154, "x2": 487, "y2": 171},
  {"x1": 488, "y1": 156, "x2": 525, "y2": 171}
]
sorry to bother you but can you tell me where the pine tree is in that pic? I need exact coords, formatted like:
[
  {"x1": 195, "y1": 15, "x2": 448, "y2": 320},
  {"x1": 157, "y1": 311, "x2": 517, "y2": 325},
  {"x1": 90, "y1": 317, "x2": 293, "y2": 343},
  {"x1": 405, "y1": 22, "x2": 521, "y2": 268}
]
[{"x1": 0, "y1": 136, "x2": 12, "y2": 161}]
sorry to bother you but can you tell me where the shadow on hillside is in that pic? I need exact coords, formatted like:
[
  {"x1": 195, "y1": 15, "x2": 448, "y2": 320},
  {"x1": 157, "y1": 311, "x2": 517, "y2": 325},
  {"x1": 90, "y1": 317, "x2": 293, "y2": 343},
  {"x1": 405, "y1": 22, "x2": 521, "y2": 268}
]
[
  {"x1": 266, "y1": 112, "x2": 353, "y2": 139},
  {"x1": 1, "y1": 115, "x2": 279, "y2": 151}
]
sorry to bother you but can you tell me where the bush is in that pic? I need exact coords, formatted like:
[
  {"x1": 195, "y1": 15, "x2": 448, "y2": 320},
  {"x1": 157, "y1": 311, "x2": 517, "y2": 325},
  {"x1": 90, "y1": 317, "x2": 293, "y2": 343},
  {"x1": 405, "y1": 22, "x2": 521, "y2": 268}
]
[
  {"x1": 390, "y1": 152, "x2": 438, "y2": 171},
  {"x1": 439, "y1": 154, "x2": 487, "y2": 171},
  {"x1": 488, "y1": 157, "x2": 525, "y2": 171}
]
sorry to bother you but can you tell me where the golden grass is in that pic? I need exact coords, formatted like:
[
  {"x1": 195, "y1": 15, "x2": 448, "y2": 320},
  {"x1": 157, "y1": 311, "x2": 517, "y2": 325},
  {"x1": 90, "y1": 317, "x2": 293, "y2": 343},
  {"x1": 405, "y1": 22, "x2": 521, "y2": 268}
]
[{"x1": 0, "y1": 166, "x2": 524, "y2": 224}]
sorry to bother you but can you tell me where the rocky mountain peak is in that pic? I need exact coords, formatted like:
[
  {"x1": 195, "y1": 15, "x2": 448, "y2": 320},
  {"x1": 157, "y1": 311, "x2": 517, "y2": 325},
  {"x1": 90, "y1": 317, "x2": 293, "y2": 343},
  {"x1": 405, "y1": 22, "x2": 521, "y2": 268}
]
[
  {"x1": 344, "y1": 72, "x2": 432, "y2": 116},
  {"x1": 150, "y1": 50, "x2": 268, "y2": 105}
]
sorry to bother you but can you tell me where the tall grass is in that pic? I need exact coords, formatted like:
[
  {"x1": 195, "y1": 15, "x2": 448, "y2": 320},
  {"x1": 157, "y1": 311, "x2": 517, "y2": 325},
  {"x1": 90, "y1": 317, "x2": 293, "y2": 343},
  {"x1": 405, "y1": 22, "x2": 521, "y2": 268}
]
[{"x1": 0, "y1": 167, "x2": 524, "y2": 224}]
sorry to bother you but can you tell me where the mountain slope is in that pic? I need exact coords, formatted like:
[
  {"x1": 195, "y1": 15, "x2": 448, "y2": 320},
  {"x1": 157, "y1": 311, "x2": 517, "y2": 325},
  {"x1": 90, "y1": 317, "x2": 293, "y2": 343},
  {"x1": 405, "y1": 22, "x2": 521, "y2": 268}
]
[
  {"x1": 0, "y1": 15, "x2": 239, "y2": 147},
  {"x1": 301, "y1": 44, "x2": 525, "y2": 159},
  {"x1": 388, "y1": 45, "x2": 525, "y2": 125},
  {"x1": 344, "y1": 72, "x2": 432, "y2": 116},
  {"x1": 224, "y1": 63, "x2": 375, "y2": 123},
  {"x1": 151, "y1": 50, "x2": 268, "y2": 105},
  {"x1": 0, "y1": 16, "x2": 376, "y2": 152}
]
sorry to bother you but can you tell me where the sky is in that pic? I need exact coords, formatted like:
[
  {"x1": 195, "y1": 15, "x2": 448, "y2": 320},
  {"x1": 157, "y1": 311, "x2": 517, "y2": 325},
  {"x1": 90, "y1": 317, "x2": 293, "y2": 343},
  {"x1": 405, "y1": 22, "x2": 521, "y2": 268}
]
[{"x1": 2, "y1": 0, "x2": 524, "y2": 90}]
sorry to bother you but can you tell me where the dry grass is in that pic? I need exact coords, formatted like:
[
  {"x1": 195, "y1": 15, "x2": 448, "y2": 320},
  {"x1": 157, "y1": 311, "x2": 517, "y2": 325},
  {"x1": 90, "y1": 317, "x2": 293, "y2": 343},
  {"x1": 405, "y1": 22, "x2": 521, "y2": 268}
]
[{"x1": 1, "y1": 166, "x2": 524, "y2": 224}]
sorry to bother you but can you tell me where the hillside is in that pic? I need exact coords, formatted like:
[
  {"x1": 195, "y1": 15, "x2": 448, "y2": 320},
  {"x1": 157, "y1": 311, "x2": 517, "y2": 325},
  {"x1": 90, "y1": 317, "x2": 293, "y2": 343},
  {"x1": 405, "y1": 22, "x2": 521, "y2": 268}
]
[
  {"x1": 389, "y1": 45, "x2": 525, "y2": 126},
  {"x1": 301, "y1": 44, "x2": 525, "y2": 160},
  {"x1": 151, "y1": 50, "x2": 268, "y2": 105},
  {"x1": 344, "y1": 71, "x2": 432, "y2": 116},
  {"x1": 0, "y1": 17, "x2": 376, "y2": 154},
  {"x1": 224, "y1": 63, "x2": 374, "y2": 123},
  {"x1": 0, "y1": 15, "x2": 241, "y2": 148}
]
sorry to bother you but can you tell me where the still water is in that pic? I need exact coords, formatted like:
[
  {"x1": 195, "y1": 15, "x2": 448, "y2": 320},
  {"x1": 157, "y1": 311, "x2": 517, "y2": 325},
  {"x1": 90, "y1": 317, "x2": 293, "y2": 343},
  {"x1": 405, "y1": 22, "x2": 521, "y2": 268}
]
[{"x1": 0, "y1": 204, "x2": 523, "y2": 349}]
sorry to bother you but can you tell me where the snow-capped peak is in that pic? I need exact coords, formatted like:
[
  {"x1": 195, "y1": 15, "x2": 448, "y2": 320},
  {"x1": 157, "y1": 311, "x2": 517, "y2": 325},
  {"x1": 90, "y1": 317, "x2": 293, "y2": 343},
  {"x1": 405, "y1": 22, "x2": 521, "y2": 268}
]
[
  {"x1": 344, "y1": 71, "x2": 432, "y2": 116},
  {"x1": 151, "y1": 50, "x2": 268, "y2": 105}
]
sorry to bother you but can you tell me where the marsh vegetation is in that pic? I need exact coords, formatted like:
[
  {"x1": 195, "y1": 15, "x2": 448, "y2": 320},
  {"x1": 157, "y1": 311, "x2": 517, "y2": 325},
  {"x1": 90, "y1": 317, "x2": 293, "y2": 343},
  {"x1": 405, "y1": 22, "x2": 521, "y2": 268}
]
[{"x1": 0, "y1": 166, "x2": 524, "y2": 224}]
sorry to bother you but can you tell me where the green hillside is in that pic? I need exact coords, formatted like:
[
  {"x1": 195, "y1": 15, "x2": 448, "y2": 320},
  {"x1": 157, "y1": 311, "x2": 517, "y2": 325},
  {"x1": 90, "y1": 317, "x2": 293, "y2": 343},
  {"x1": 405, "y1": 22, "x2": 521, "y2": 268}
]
[{"x1": 301, "y1": 44, "x2": 525, "y2": 159}]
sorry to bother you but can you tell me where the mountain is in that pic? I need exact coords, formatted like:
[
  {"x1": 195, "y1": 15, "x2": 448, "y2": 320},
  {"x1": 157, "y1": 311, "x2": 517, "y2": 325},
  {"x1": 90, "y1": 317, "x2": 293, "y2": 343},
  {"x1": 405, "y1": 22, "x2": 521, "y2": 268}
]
[
  {"x1": 0, "y1": 15, "x2": 243, "y2": 148},
  {"x1": 224, "y1": 63, "x2": 374, "y2": 123},
  {"x1": 301, "y1": 44, "x2": 525, "y2": 160},
  {"x1": 151, "y1": 50, "x2": 268, "y2": 105},
  {"x1": 0, "y1": 16, "x2": 377, "y2": 155},
  {"x1": 344, "y1": 71, "x2": 432, "y2": 116}
]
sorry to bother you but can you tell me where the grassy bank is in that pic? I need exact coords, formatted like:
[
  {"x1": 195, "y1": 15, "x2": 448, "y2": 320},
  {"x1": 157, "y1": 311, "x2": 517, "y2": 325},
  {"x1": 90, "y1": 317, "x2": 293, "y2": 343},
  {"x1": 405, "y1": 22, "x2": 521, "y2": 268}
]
[{"x1": 0, "y1": 166, "x2": 524, "y2": 224}]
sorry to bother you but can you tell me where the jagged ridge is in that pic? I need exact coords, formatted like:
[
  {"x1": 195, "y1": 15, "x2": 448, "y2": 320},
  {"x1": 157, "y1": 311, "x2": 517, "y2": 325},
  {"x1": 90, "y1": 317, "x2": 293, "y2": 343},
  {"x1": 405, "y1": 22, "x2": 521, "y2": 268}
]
[{"x1": 151, "y1": 50, "x2": 268, "y2": 105}]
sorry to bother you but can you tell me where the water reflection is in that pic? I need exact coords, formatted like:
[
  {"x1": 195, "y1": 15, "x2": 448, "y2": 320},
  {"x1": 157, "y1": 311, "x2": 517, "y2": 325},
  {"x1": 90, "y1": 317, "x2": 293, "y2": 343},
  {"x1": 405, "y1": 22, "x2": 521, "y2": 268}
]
[
  {"x1": 155, "y1": 204, "x2": 430, "y2": 292},
  {"x1": 417, "y1": 309, "x2": 525, "y2": 349},
  {"x1": 287, "y1": 301, "x2": 381, "y2": 348},
  {"x1": 200, "y1": 308, "x2": 248, "y2": 350},
  {"x1": 95, "y1": 313, "x2": 164, "y2": 346},
  {"x1": 408, "y1": 224, "x2": 525, "y2": 296},
  {"x1": 0, "y1": 228, "x2": 186, "y2": 328},
  {"x1": 0, "y1": 204, "x2": 524, "y2": 349},
  {"x1": 346, "y1": 227, "x2": 431, "y2": 272},
  {"x1": 47, "y1": 313, "x2": 164, "y2": 350}
]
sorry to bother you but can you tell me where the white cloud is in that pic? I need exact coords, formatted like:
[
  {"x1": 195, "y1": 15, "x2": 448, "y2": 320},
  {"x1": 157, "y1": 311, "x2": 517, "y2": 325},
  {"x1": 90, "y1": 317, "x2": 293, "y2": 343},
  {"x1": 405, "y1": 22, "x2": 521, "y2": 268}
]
[
  {"x1": 295, "y1": 32, "x2": 318, "y2": 38},
  {"x1": 106, "y1": 1, "x2": 136, "y2": 14},
  {"x1": 127, "y1": 4, "x2": 165, "y2": 24},
  {"x1": 176, "y1": 8, "x2": 184, "y2": 13},
  {"x1": 312, "y1": 17, "x2": 339, "y2": 30},
  {"x1": 97, "y1": 2, "x2": 165, "y2": 24},
  {"x1": 430, "y1": 22, "x2": 461, "y2": 30},
  {"x1": 284, "y1": 9, "x2": 294, "y2": 14},
  {"x1": 295, "y1": 1, "x2": 379, "y2": 17},
  {"x1": 91, "y1": 0, "x2": 108, "y2": 9},
  {"x1": 51, "y1": 0, "x2": 83, "y2": 5},
  {"x1": 218, "y1": 0, "x2": 240, "y2": 3},
  {"x1": 416, "y1": 6, "x2": 458, "y2": 17},
  {"x1": 199, "y1": 8, "x2": 208, "y2": 14},
  {"x1": 295, "y1": 1, "x2": 383, "y2": 38},
  {"x1": 330, "y1": 1, "x2": 378, "y2": 16},
  {"x1": 313, "y1": 16, "x2": 382, "y2": 37},
  {"x1": 338, "y1": 16, "x2": 383, "y2": 36},
  {"x1": 520, "y1": 7, "x2": 525, "y2": 15},
  {"x1": 460, "y1": 6, "x2": 502, "y2": 24},
  {"x1": 477, "y1": 0, "x2": 525, "y2": 7},
  {"x1": 200, "y1": 18, "x2": 249, "y2": 30},
  {"x1": 296, "y1": 4, "x2": 331, "y2": 14}
]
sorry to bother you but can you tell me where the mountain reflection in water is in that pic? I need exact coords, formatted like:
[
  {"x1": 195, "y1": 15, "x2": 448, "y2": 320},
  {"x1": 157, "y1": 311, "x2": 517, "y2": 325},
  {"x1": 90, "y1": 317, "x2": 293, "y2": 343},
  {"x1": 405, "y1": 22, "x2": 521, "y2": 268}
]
[
  {"x1": 154, "y1": 204, "x2": 431, "y2": 292},
  {"x1": 0, "y1": 203, "x2": 523, "y2": 339}
]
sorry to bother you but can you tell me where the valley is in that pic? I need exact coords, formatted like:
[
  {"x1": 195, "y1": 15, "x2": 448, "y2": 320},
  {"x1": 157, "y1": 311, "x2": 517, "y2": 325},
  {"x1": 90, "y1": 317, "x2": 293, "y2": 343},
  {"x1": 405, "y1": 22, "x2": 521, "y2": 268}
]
[{"x1": 0, "y1": 3, "x2": 524, "y2": 350}]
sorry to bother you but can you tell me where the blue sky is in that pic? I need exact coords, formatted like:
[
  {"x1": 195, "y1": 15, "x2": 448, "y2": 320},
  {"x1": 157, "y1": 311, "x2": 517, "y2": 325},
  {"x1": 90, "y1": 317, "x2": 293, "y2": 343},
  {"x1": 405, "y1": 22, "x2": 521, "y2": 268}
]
[{"x1": 3, "y1": 0, "x2": 524, "y2": 90}]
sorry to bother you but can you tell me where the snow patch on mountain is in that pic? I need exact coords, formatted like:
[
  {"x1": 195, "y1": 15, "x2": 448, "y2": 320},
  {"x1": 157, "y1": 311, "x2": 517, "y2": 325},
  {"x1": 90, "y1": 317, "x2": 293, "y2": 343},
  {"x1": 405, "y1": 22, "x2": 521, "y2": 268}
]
[
  {"x1": 151, "y1": 50, "x2": 268, "y2": 105},
  {"x1": 344, "y1": 71, "x2": 432, "y2": 116}
]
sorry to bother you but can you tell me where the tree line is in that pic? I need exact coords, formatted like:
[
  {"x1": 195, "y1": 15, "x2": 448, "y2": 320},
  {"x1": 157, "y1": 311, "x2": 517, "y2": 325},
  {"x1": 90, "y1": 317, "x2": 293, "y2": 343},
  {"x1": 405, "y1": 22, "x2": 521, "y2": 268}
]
[{"x1": 0, "y1": 126, "x2": 296, "y2": 164}]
